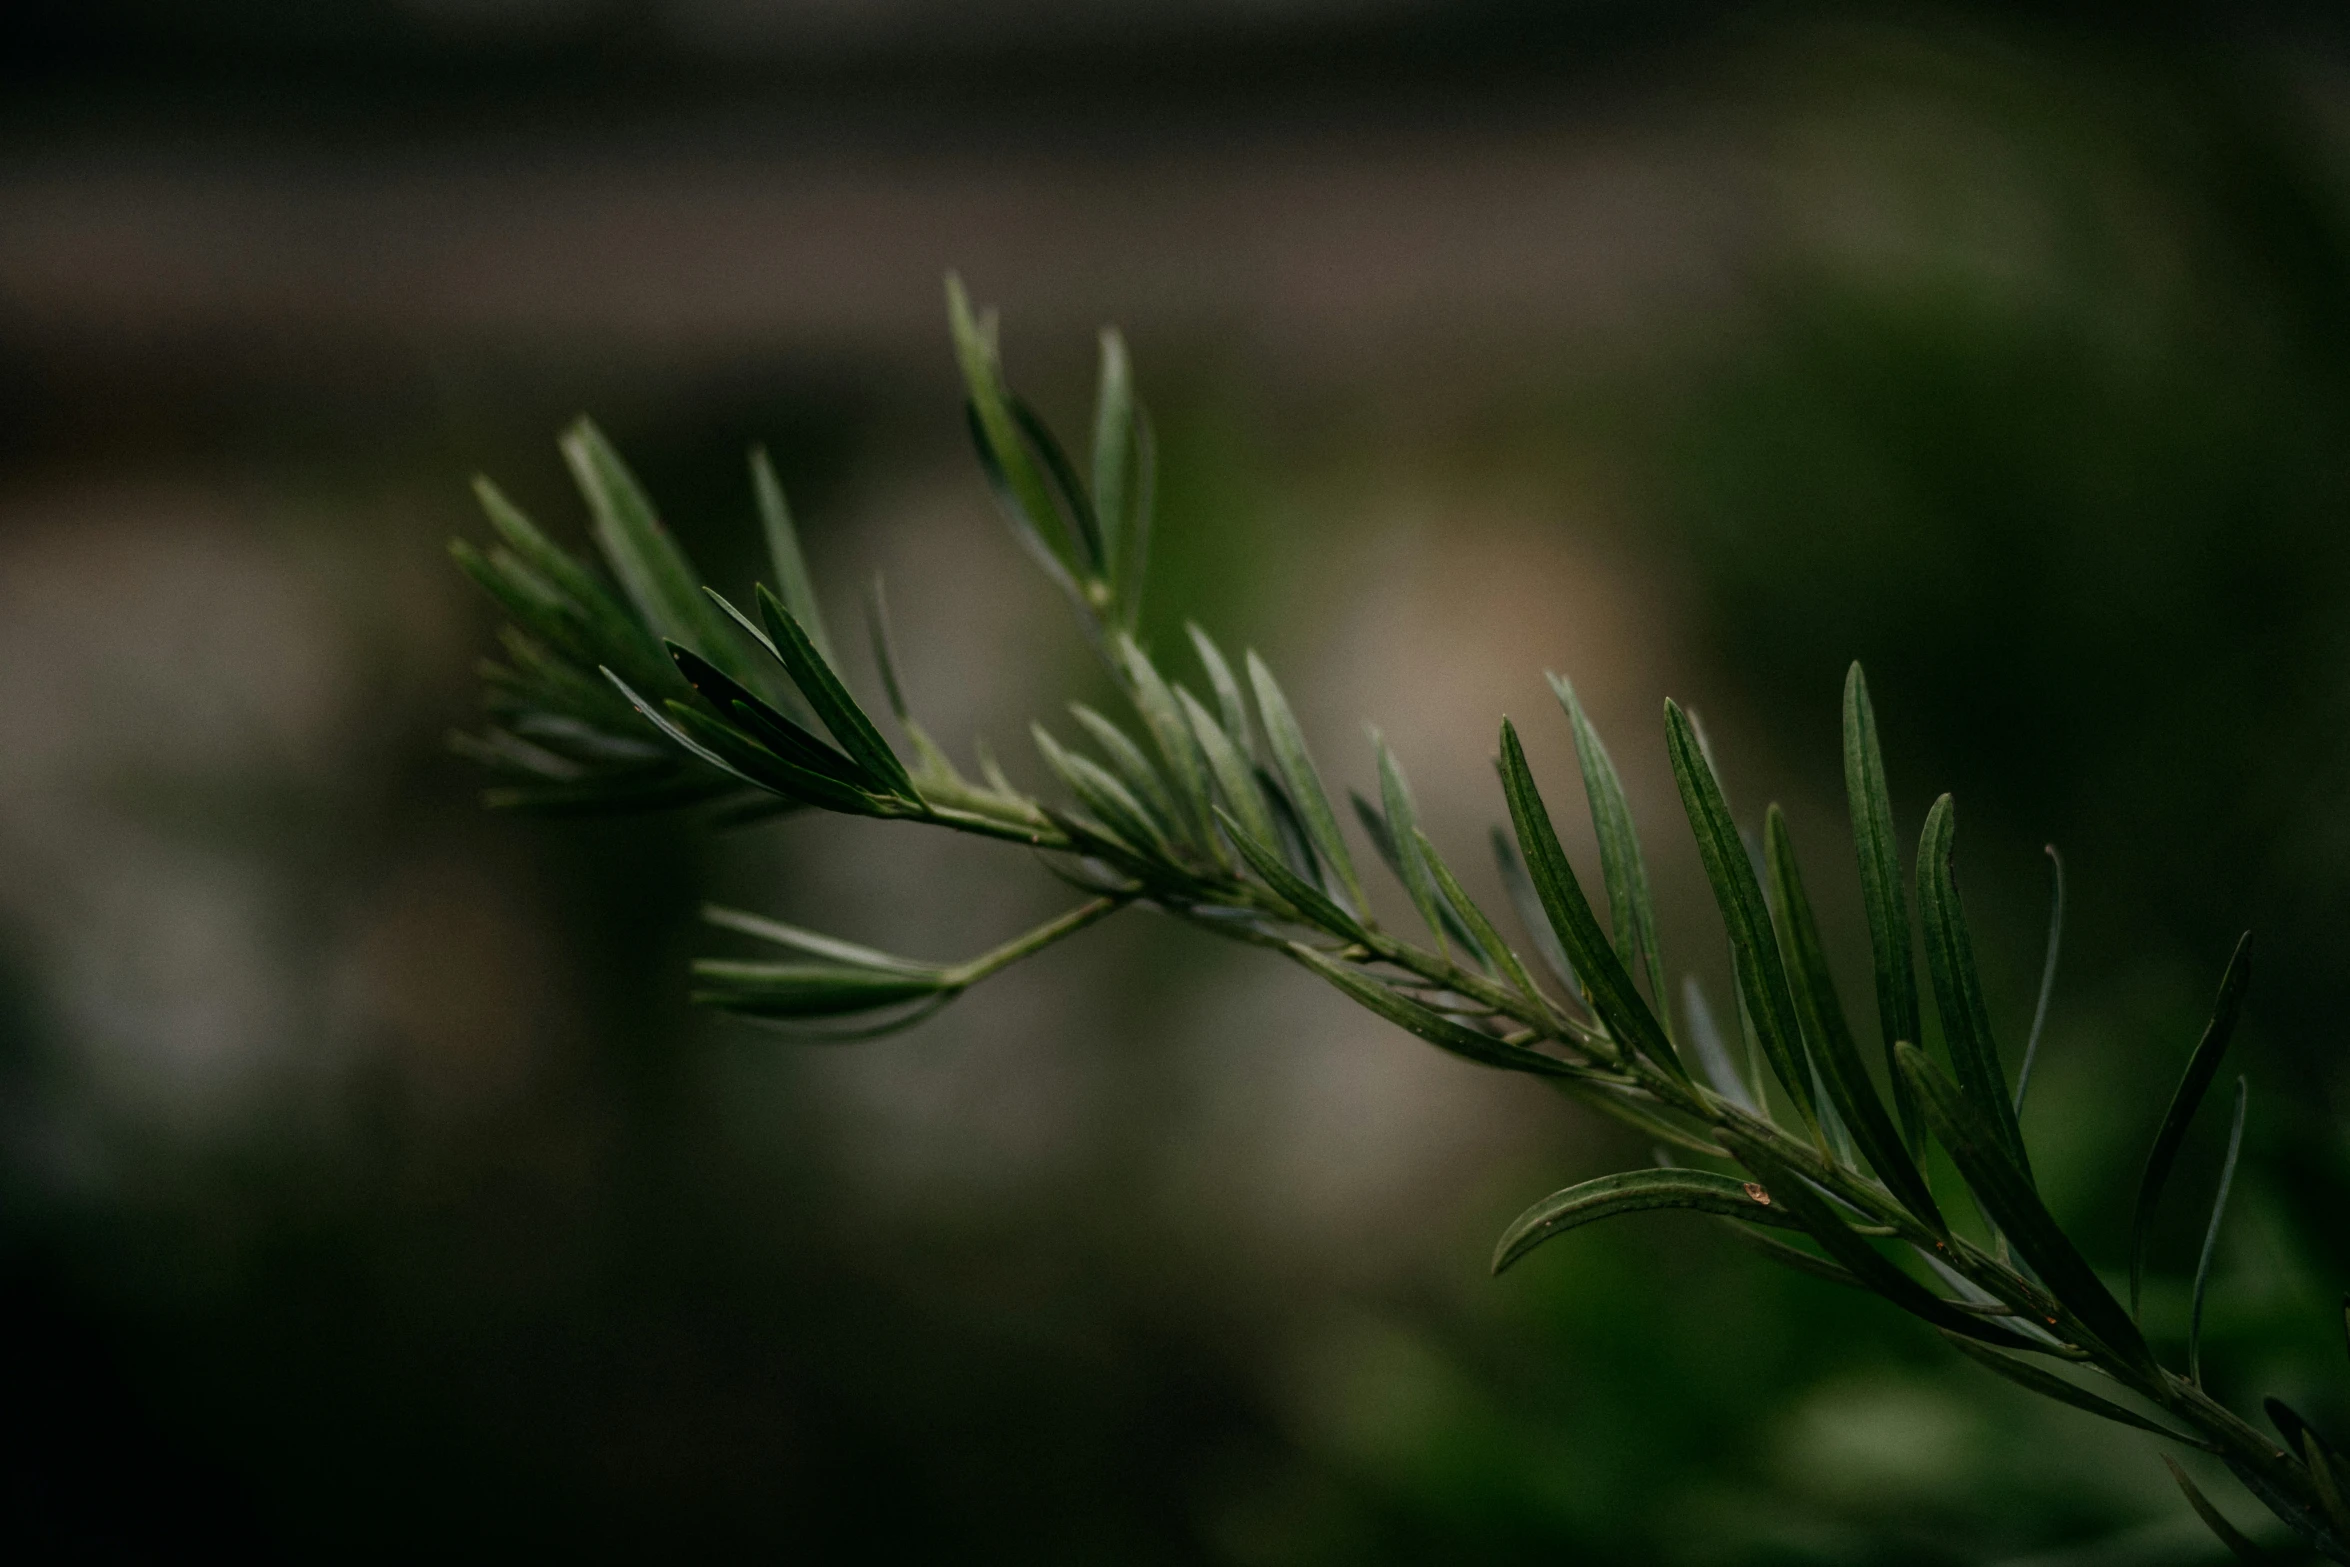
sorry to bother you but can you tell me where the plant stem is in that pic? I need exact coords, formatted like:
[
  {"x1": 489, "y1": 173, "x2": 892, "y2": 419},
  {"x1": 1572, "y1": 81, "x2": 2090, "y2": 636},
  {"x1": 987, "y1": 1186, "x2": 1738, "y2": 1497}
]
[{"x1": 943, "y1": 895, "x2": 1128, "y2": 988}]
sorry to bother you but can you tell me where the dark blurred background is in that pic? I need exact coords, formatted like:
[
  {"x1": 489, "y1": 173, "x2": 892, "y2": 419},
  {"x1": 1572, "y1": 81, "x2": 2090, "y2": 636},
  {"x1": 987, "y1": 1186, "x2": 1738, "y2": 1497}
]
[{"x1": 9, "y1": 3, "x2": 2350, "y2": 1561}]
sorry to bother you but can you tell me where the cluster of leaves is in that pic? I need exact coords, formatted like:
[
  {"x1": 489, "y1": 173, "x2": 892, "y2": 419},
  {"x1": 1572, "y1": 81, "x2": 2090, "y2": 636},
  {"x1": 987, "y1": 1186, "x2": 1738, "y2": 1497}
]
[{"x1": 451, "y1": 280, "x2": 2350, "y2": 1559}]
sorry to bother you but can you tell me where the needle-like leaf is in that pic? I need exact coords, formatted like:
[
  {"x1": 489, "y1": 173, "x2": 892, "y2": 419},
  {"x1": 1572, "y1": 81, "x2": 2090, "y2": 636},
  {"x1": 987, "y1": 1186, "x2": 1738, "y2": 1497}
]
[
  {"x1": 1492, "y1": 1168, "x2": 1806, "y2": 1274},
  {"x1": 2190, "y1": 1076, "x2": 2249, "y2": 1386},
  {"x1": 1941, "y1": 1333, "x2": 2208, "y2": 1443},
  {"x1": 561, "y1": 420, "x2": 753, "y2": 683},
  {"x1": 1248, "y1": 653, "x2": 1364, "y2": 911},
  {"x1": 1372, "y1": 733, "x2": 1450, "y2": 955},
  {"x1": 750, "y1": 445, "x2": 835, "y2": 669},
  {"x1": 1217, "y1": 808, "x2": 1366, "y2": 942},
  {"x1": 1765, "y1": 805, "x2": 1943, "y2": 1229},
  {"x1": 1352, "y1": 792, "x2": 1484, "y2": 957},
  {"x1": 690, "y1": 960, "x2": 953, "y2": 1019},
  {"x1": 667, "y1": 645, "x2": 868, "y2": 788},
  {"x1": 1498, "y1": 720, "x2": 1683, "y2": 1078},
  {"x1": 1122, "y1": 409, "x2": 1156, "y2": 631},
  {"x1": 472, "y1": 478, "x2": 677, "y2": 695},
  {"x1": 1683, "y1": 976, "x2": 1756, "y2": 1111},
  {"x1": 1179, "y1": 687, "x2": 1276, "y2": 846},
  {"x1": 1092, "y1": 327, "x2": 1134, "y2": 584},
  {"x1": 1113, "y1": 634, "x2": 1215, "y2": 847},
  {"x1": 2165, "y1": 1457, "x2": 2273, "y2": 1564},
  {"x1": 1492, "y1": 826, "x2": 1576, "y2": 993},
  {"x1": 747, "y1": 584, "x2": 915, "y2": 801},
  {"x1": 1917, "y1": 794, "x2": 2030, "y2": 1177},
  {"x1": 1011, "y1": 397, "x2": 1104, "y2": 579},
  {"x1": 1552, "y1": 675, "x2": 1666, "y2": 1014},
  {"x1": 1897, "y1": 1043, "x2": 2159, "y2": 1380},
  {"x1": 2305, "y1": 1437, "x2": 2350, "y2": 1549},
  {"x1": 1035, "y1": 725, "x2": 1174, "y2": 864},
  {"x1": 2132, "y1": 932, "x2": 2254, "y2": 1316},
  {"x1": 1259, "y1": 765, "x2": 1327, "y2": 887},
  {"x1": 701, "y1": 905, "x2": 942, "y2": 976},
  {"x1": 2271, "y1": 1400, "x2": 2338, "y2": 1469},
  {"x1": 1726, "y1": 1134, "x2": 2038, "y2": 1350},
  {"x1": 1413, "y1": 829, "x2": 1526, "y2": 999},
  {"x1": 1288, "y1": 944, "x2": 1570, "y2": 1080},
  {"x1": 2014, "y1": 846, "x2": 2066, "y2": 1115},
  {"x1": 1187, "y1": 623, "x2": 1255, "y2": 759},
  {"x1": 1071, "y1": 704, "x2": 1186, "y2": 844},
  {"x1": 1843, "y1": 664, "x2": 1924, "y2": 1153},
  {"x1": 1664, "y1": 701, "x2": 1812, "y2": 1123},
  {"x1": 947, "y1": 277, "x2": 1073, "y2": 581}
]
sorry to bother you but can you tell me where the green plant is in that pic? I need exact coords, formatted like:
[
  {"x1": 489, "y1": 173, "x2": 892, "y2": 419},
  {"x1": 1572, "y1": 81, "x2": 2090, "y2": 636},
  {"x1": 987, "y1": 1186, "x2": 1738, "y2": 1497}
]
[{"x1": 451, "y1": 279, "x2": 2348, "y2": 1561}]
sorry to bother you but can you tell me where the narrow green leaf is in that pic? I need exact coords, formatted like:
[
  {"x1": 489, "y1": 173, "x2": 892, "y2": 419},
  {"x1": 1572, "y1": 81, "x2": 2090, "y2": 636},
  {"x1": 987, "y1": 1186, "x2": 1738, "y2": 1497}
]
[
  {"x1": 451, "y1": 540, "x2": 593, "y2": 665},
  {"x1": 2222, "y1": 1459, "x2": 2343, "y2": 1566},
  {"x1": 1917, "y1": 794, "x2": 2032, "y2": 1178},
  {"x1": 1247, "y1": 653, "x2": 1364, "y2": 911},
  {"x1": 863, "y1": 576, "x2": 912, "y2": 724},
  {"x1": 1259, "y1": 765, "x2": 1328, "y2": 887},
  {"x1": 601, "y1": 669, "x2": 766, "y2": 791},
  {"x1": 2190, "y1": 1076, "x2": 2248, "y2": 1386},
  {"x1": 1011, "y1": 397, "x2": 1104, "y2": 578},
  {"x1": 1216, "y1": 808, "x2": 1365, "y2": 941},
  {"x1": 1765, "y1": 805, "x2": 1944, "y2": 1230},
  {"x1": 1373, "y1": 733, "x2": 1450, "y2": 955},
  {"x1": 2132, "y1": 932, "x2": 2253, "y2": 1316},
  {"x1": 1496, "y1": 720, "x2": 1684, "y2": 1078},
  {"x1": 1552, "y1": 675, "x2": 1666, "y2": 1015},
  {"x1": 1113, "y1": 634, "x2": 1214, "y2": 845},
  {"x1": 1492, "y1": 1168, "x2": 1804, "y2": 1275},
  {"x1": 1178, "y1": 686, "x2": 1275, "y2": 846},
  {"x1": 2164, "y1": 1457, "x2": 2273, "y2": 1565},
  {"x1": 1726, "y1": 1133, "x2": 2040, "y2": 1350},
  {"x1": 1492, "y1": 826, "x2": 1576, "y2": 993},
  {"x1": 2304, "y1": 1437, "x2": 2350, "y2": 1549},
  {"x1": 2014, "y1": 845, "x2": 2066, "y2": 1115},
  {"x1": 1941, "y1": 1333, "x2": 2208, "y2": 1444},
  {"x1": 1414, "y1": 829, "x2": 1530, "y2": 1001},
  {"x1": 967, "y1": 401, "x2": 1087, "y2": 606},
  {"x1": 750, "y1": 445, "x2": 835, "y2": 667},
  {"x1": 561, "y1": 420, "x2": 737, "y2": 666},
  {"x1": 1034, "y1": 725, "x2": 1173, "y2": 864},
  {"x1": 1186, "y1": 623, "x2": 1255, "y2": 760},
  {"x1": 702, "y1": 905, "x2": 942, "y2": 976},
  {"x1": 946, "y1": 276, "x2": 1070, "y2": 576},
  {"x1": 668, "y1": 644, "x2": 867, "y2": 787},
  {"x1": 1843, "y1": 664, "x2": 1925, "y2": 1154},
  {"x1": 1664, "y1": 700, "x2": 1813, "y2": 1123},
  {"x1": 1118, "y1": 405, "x2": 1155, "y2": 632},
  {"x1": 689, "y1": 960, "x2": 950, "y2": 1018},
  {"x1": 665, "y1": 700, "x2": 876, "y2": 815},
  {"x1": 1287, "y1": 944, "x2": 1569, "y2": 1081},
  {"x1": 1346, "y1": 807, "x2": 1484, "y2": 962},
  {"x1": 1683, "y1": 975, "x2": 1757, "y2": 1111},
  {"x1": 1071, "y1": 704, "x2": 1186, "y2": 843},
  {"x1": 1897, "y1": 1043, "x2": 2159, "y2": 1379},
  {"x1": 1092, "y1": 327, "x2": 1134, "y2": 582},
  {"x1": 470, "y1": 477, "x2": 672, "y2": 691},
  {"x1": 2271, "y1": 1401, "x2": 2338, "y2": 1470},
  {"x1": 749, "y1": 584, "x2": 915, "y2": 800}
]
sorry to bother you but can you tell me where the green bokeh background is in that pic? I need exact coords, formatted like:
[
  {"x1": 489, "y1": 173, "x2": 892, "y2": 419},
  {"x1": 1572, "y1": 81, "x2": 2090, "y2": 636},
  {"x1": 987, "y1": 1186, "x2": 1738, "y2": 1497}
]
[{"x1": 7, "y1": 5, "x2": 2350, "y2": 1561}]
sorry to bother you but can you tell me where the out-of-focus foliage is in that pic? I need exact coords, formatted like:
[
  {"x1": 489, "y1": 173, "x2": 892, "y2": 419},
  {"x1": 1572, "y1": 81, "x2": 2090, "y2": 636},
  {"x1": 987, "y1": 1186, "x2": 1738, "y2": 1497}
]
[{"x1": 11, "y1": 5, "x2": 2350, "y2": 1564}]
